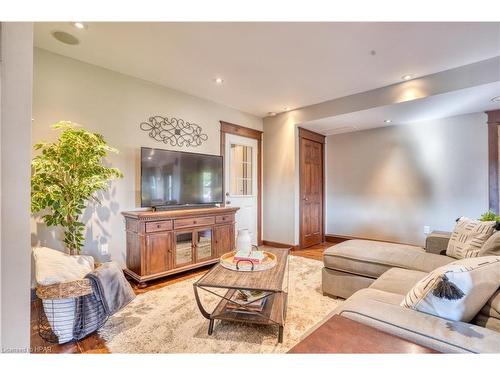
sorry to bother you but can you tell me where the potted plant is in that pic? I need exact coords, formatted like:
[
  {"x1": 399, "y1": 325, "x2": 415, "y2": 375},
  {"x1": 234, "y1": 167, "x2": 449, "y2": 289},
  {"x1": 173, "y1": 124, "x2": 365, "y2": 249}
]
[{"x1": 31, "y1": 121, "x2": 123, "y2": 255}]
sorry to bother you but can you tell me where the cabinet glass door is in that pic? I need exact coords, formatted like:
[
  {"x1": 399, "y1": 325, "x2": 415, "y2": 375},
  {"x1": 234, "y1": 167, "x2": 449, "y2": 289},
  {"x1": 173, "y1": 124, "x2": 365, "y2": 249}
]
[
  {"x1": 175, "y1": 232, "x2": 193, "y2": 266},
  {"x1": 196, "y1": 229, "x2": 213, "y2": 261}
]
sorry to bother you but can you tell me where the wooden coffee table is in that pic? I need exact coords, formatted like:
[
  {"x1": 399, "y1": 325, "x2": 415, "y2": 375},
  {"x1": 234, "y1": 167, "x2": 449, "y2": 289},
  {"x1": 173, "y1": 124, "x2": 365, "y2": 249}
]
[
  {"x1": 193, "y1": 248, "x2": 289, "y2": 343},
  {"x1": 288, "y1": 315, "x2": 438, "y2": 353}
]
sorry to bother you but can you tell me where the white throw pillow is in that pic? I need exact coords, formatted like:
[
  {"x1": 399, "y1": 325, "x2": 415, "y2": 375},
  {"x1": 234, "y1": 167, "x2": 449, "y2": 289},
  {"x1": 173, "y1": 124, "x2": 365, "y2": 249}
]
[
  {"x1": 33, "y1": 247, "x2": 95, "y2": 344},
  {"x1": 33, "y1": 247, "x2": 94, "y2": 286},
  {"x1": 446, "y1": 217, "x2": 496, "y2": 259},
  {"x1": 401, "y1": 256, "x2": 500, "y2": 322}
]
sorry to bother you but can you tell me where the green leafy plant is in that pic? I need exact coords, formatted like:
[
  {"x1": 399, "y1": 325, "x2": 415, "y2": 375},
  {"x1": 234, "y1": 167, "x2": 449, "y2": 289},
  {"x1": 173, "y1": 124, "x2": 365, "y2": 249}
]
[
  {"x1": 479, "y1": 210, "x2": 500, "y2": 222},
  {"x1": 31, "y1": 121, "x2": 123, "y2": 255}
]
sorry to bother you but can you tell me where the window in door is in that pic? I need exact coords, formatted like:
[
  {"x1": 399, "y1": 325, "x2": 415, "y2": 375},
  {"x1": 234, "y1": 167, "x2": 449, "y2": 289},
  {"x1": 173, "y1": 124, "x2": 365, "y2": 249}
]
[{"x1": 230, "y1": 144, "x2": 253, "y2": 196}]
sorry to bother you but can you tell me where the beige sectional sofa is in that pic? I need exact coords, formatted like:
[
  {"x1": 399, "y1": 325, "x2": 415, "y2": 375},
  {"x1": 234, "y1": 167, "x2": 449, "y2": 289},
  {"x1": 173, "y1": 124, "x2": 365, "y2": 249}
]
[{"x1": 320, "y1": 233, "x2": 500, "y2": 353}]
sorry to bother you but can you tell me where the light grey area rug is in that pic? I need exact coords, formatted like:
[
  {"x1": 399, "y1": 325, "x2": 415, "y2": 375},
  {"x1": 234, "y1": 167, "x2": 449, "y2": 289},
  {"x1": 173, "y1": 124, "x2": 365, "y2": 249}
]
[{"x1": 99, "y1": 255, "x2": 341, "y2": 353}]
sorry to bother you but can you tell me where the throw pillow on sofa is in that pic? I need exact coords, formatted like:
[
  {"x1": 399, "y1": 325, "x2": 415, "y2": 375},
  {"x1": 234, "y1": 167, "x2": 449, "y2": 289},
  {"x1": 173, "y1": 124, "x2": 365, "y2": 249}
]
[
  {"x1": 446, "y1": 217, "x2": 496, "y2": 259},
  {"x1": 401, "y1": 256, "x2": 500, "y2": 322}
]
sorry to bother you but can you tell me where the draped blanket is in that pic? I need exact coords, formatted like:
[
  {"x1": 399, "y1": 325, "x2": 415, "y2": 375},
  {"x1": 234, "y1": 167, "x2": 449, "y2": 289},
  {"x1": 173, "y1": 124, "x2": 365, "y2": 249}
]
[{"x1": 74, "y1": 262, "x2": 135, "y2": 340}]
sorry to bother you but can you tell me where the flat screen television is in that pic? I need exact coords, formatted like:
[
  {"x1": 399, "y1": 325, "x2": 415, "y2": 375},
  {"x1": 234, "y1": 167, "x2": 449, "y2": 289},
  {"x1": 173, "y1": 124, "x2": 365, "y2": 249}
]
[{"x1": 141, "y1": 147, "x2": 223, "y2": 208}]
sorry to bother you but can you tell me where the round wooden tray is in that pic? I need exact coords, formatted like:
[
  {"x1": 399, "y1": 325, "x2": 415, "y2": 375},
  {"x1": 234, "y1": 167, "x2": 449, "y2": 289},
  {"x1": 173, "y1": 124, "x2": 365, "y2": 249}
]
[{"x1": 220, "y1": 251, "x2": 277, "y2": 272}]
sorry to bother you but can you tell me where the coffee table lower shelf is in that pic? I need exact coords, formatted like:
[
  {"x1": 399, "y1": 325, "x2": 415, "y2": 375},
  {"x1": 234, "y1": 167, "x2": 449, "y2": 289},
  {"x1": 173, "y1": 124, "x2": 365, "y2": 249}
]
[{"x1": 194, "y1": 287, "x2": 288, "y2": 343}]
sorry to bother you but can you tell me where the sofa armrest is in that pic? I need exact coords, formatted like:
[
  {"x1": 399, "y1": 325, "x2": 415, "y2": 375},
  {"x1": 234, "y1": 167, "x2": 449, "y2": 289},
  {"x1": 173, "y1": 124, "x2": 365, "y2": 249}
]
[
  {"x1": 332, "y1": 289, "x2": 500, "y2": 353},
  {"x1": 425, "y1": 231, "x2": 451, "y2": 255}
]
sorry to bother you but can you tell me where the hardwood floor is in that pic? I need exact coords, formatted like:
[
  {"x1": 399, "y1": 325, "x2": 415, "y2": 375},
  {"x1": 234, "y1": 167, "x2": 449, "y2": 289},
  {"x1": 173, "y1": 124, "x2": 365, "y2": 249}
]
[{"x1": 30, "y1": 242, "x2": 336, "y2": 354}]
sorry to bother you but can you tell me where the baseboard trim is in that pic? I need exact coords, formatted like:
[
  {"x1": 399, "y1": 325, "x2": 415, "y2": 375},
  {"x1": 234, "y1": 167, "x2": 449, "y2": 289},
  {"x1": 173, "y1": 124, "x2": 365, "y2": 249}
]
[
  {"x1": 325, "y1": 234, "x2": 415, "y2": 247},
  {"x1": 262, "y1": 240, "x2": 300, "y2": 251}
]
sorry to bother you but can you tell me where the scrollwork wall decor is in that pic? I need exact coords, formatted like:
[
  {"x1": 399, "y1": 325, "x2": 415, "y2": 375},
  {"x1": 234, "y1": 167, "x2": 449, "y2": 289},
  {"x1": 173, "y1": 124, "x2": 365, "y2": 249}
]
[{"x1": 140, "y1": 115, "x2": 208, "y2": 147}]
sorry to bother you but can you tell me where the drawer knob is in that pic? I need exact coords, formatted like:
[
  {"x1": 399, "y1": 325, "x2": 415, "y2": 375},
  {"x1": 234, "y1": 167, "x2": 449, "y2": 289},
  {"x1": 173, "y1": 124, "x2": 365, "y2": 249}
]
[
  {"x1": 222, "y1": 217, "x2": 226, "y2": 220},
  {"x1": 193, "y1": 220, "x2": 197, "y2": 224},
  {"x1": 157, "y1": 224, "x2": 161, "y2": 228}
]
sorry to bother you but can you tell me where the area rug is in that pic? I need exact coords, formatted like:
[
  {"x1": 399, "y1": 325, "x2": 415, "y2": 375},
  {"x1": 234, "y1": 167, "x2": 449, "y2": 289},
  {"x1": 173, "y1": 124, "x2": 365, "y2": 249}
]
[{"x1": 99, "y1": 255, "x2": 341, "y2": 353}]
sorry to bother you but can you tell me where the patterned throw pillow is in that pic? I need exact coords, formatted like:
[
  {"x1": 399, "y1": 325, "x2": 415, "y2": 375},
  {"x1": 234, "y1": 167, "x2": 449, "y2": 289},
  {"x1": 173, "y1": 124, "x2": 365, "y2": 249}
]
[
  {"x1": 401, "y1": 256, "x2": 500, "y2": 322},
  {"x1": 446, "y1": 217, "x2": 496, "y2": 259}
]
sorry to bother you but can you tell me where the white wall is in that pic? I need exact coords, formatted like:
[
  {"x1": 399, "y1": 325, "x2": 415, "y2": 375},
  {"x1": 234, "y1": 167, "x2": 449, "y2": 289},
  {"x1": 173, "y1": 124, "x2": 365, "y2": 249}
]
[
  {"x1": 326, "y1": 112, "x2": 489, "y2": 245},
  {"x1": 1, "y1": 22, "x2": 33, "y2": 352},
  {"x1": 32, "y1": 48, "x2": 262, "y2": 265}
]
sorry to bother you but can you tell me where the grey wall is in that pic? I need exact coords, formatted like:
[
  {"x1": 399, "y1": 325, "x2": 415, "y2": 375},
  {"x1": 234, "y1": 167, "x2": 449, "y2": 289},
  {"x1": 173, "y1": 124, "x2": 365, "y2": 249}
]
[
  {"x1": 262, "y1": 58, "x2": 499, "y2": 246},
  {"x1": 0, "y1": 22, "x2": 33, "y2": 352},
  {"x1": 32, "y1": 49, "x2": 262, "y2": 265},
  {"x1": 326, "y1": 112, "x2": 489, "y2": 245}
]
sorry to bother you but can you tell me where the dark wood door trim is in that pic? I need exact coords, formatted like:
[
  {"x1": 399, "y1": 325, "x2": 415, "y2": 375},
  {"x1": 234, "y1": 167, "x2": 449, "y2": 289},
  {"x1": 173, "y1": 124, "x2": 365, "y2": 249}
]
[
  {"x1": 299, "y1": 127, "x2": 326, "y2": 144},
  {"x1": 299, "y1": 127, "x2": 325, "y2": 248},
  {"x1": 486, "y1": 110, "x2": 500, "y2": 214},
  {"x1": 220, "y1": 121, "x2": 263, "y2": 245}
]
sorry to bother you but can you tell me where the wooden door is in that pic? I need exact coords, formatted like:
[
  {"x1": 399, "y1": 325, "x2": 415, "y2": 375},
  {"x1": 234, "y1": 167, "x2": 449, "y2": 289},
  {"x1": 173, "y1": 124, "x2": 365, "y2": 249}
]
[
  {"x1": 145, "y1": 232, "x2": 172, "y2": 275},
  {"x1": 299, "y1": 129, "x2": 325, "y2": 248},
  {"x1": 214, "y1": 224, "x2": 235, "y2": 257}
]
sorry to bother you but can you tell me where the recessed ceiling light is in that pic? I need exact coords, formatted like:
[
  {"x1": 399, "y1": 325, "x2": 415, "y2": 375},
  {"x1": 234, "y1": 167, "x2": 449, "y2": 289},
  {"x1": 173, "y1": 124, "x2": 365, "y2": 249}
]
[
  {"x1": 267, "y1": 112, "x2": 277, "y2": 117},
  {"x1": 72, "y1": 22, "x2": 87, "y2": 30},
  {"x1": 52, "y1": 31, "x2": 80, "y2": 45},
  {"x1": 402, "y1": 74, "x2": 413, "y2": 81},
  {"x1": 284, "y1": 107, "x2": 291, "y2": 111},
  {"x1": 384, "y1": 119, "x2": 392, "y2": 123},
  {"x1": 214, "y1": 77, "x2": 224, "y2": 84},
  {"x1": 491, "y1": 96, "x2": 500, "y2": 102}
]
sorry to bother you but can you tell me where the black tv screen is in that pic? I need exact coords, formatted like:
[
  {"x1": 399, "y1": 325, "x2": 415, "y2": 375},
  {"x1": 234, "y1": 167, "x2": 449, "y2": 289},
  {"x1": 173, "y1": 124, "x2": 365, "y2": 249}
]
[{"x1": 141, "y1": 147, "x2": 223, "y2": 208}]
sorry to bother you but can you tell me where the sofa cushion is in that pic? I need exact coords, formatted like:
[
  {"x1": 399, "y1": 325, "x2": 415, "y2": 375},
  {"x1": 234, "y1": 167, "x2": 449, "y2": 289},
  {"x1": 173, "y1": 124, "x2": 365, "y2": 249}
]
[
  {"x1": 323, "y1": 240, "x2": 452, "y2": 279},
  {"x1": 446, "y1": 217, "x2": 496, "y2": 259},
  {"x1": 473, "y1": 313, "x2": 500, "y2": 333},
  {"x1": 480, "y1": 289, "x2": 500, "y2": 320},
  {"x1": 331, "y1": 288, "x2": 500, "y2": 353},
  {"x1": 369, "y1": 268, "x2": 428, "y2": 296},
  {"x1": 401, "y1": 256, "x2": 500, "y2": 322},
  {"x1": 481, "y1": 231, "x2": 500, "y2": 257}
]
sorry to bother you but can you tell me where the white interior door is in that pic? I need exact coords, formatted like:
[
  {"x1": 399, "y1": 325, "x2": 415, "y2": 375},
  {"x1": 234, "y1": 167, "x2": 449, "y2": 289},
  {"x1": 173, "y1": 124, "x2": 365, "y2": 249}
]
[{"x1": 225, "y1": 133, "x2": 258, "y2": 245}]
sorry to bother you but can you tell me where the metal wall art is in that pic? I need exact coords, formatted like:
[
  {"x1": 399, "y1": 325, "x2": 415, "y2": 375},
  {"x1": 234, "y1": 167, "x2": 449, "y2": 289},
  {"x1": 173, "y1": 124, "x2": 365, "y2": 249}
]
[{"x1": 140, "y1": 115, "x2": 208, "y2": 147}]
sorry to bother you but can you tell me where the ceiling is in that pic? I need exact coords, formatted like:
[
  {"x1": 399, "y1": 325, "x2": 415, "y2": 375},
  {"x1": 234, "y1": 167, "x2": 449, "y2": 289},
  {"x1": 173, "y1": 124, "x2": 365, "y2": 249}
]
[
  {"x1": 34, "y1": 22, "x2": 500, "y2": 117},
  {"x1": 301, "y1": 82, "x2": 500, "y2": 135}
]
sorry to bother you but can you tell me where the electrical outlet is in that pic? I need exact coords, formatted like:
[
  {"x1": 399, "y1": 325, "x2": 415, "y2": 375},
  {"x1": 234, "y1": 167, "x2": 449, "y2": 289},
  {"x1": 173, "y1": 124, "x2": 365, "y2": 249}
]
[
  {"x1": 423, "y1": 225, "x2": 431, "y2": 235},
  {"x1": 100, "y1": 243, "x2": 109, "y2": 255}
]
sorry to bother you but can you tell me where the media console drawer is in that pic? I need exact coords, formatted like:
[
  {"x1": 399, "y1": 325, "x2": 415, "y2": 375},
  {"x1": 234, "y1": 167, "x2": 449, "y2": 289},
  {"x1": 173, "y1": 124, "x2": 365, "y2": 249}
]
[
  {"x1": 216, "y1": 214, "x2": 235, "y2": 224},
  {"x1": 145, "y1": 220, "x2": 173, "y2": 233},
  {"x1": 174, "y1": 216, "x2": 215, "y2": 229}
]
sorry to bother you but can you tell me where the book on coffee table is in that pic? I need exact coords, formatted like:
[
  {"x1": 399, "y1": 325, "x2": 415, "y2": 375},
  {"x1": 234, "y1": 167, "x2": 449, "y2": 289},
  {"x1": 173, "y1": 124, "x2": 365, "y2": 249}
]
[
  {"x1": 233, "y1": 250, "x2": 266, "y2": 263},
  {"x1": 226, "y1": 290, "x2": 268, "y2": 312}
]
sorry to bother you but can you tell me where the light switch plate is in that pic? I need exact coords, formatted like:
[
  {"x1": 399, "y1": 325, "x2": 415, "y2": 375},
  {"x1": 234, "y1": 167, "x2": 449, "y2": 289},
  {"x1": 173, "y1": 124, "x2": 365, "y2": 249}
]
[
  {"x1": 423, "y1": 225, "x2": 431, "y2": 235},
  {"x1": 100, "y1": 243, "x2": 109, "y2": 255}
]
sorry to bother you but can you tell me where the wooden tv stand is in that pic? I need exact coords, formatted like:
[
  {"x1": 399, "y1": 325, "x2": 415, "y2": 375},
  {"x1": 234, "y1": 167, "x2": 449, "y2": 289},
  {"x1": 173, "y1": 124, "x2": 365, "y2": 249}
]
[{"x1": 122, "y1": 206, "x2": 239, "y2": 288}]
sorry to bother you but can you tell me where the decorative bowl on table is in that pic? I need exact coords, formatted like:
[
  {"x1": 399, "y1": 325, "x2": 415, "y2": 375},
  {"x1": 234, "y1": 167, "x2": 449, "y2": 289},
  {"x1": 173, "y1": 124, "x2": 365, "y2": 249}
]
[{"x1": 220, "y1": 250, "x2": 277, "y2": 272}]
